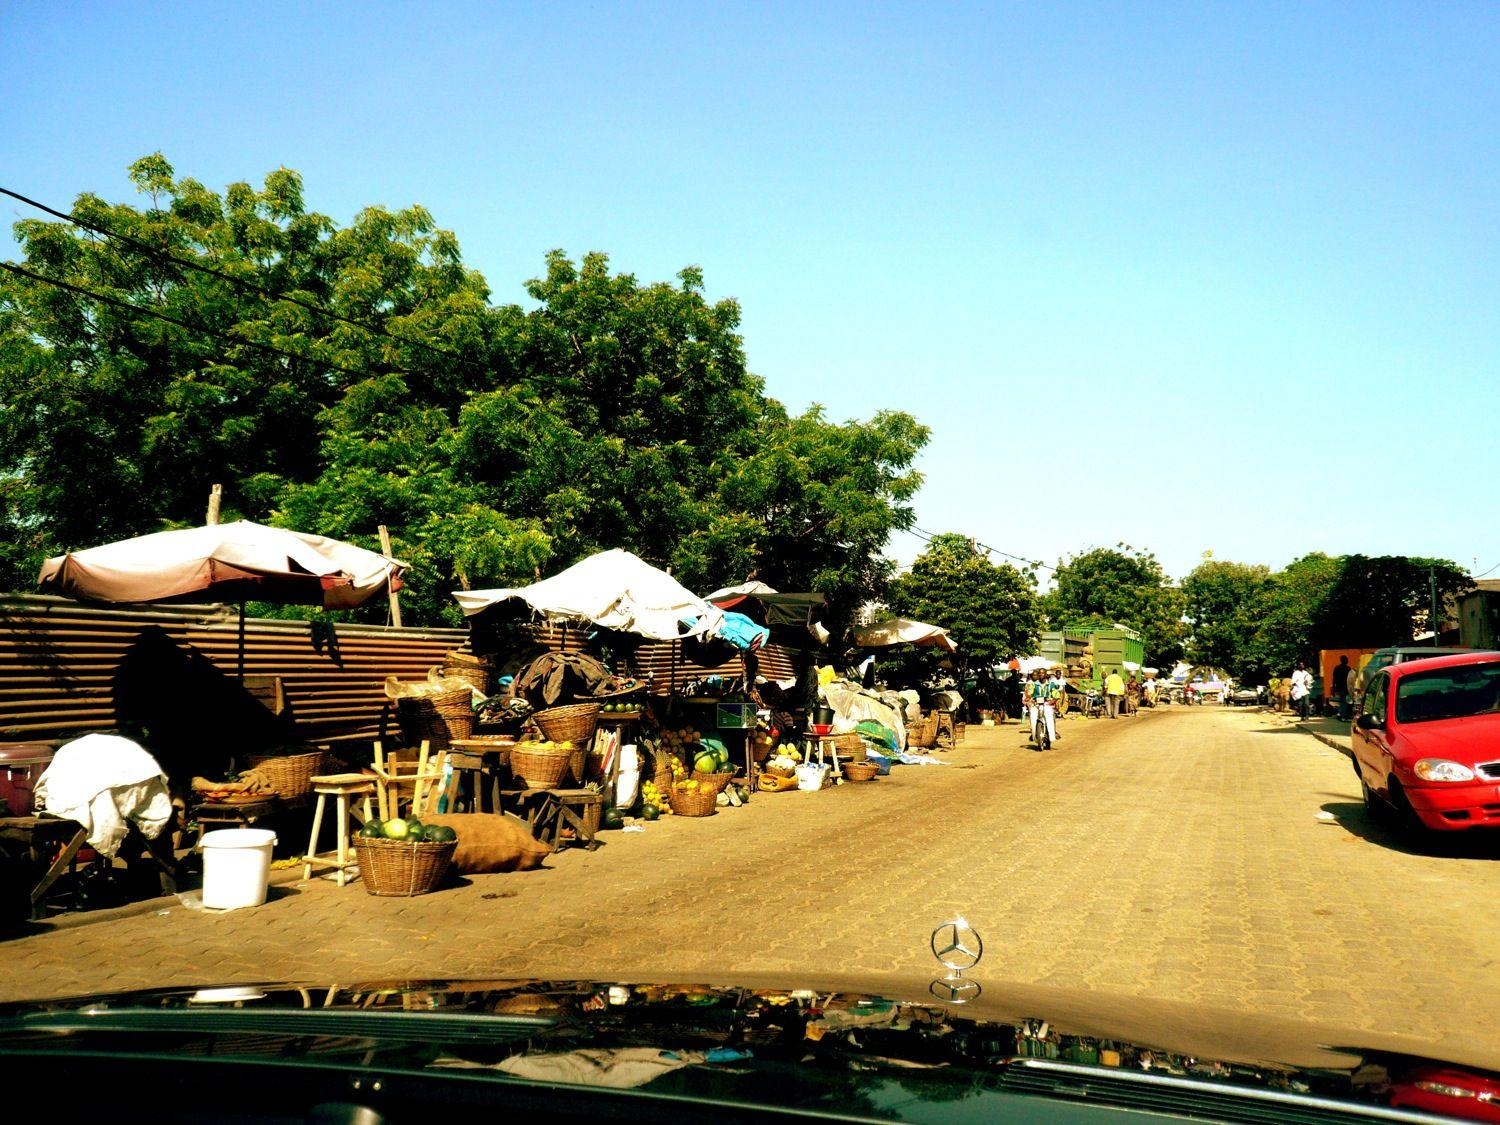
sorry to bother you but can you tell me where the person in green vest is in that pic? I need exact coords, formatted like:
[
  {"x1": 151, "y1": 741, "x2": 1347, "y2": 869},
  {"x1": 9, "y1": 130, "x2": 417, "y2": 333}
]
[{"x1": 1104, "y1": 669, "x2": 1126, "y2": 719}]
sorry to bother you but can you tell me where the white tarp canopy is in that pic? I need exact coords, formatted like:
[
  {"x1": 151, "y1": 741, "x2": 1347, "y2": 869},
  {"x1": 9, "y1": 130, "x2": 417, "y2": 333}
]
[
  {"x1": 452, "y1": 548, "x2": 723, "y2": 642},
  {"x1": 852, "y1": 617, "x2": 958, "y2": 653},
  {"x1": 1016, "y1": 655, "x2": 1056, "y2": 674},
  {"x1": 38, "y1": 519, "x2": 405, "y2": 610}
]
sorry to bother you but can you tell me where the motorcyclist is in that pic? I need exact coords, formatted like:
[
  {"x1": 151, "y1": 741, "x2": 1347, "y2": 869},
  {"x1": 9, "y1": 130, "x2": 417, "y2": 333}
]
[{"x1": 1026, "y1": 670, "x2": 1060, "y2": 750}]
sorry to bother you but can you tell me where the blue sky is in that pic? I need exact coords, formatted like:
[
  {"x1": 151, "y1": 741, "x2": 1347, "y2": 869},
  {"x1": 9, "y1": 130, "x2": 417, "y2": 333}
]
[{"x1": 4, "y1": 1, "x2": 1497, "y2": 583}]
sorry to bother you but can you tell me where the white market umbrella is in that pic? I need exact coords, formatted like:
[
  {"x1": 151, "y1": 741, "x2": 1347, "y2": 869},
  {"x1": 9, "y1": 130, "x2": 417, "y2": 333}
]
[
  {"x1": 39, "y1": 520, "x2": 407, "y2": 678},
  {"x1": 453, "y1": 548, "x2": 722, "y2": 641},
  {"x1": 852, "y1": 618, "x2": 959, "y2": 654}
]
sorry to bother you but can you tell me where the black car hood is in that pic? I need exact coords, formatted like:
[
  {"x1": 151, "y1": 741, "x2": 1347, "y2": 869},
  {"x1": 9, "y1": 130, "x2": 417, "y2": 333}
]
[{"x1": 1, "y1": 971, "x2": 1496, "y2": 1123}]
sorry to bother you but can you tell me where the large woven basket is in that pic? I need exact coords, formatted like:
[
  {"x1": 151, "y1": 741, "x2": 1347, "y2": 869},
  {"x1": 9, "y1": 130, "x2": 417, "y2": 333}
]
[
  {"x1": 907, "y1": 715, "x2": 937, "y2": 749},
  {"x1": 843, "y1": 761, "x2": 879, "y2": 782},
  {"x1": 691, "y1": 771, "x2": 735, "y2": 794},
  {"x1": 667, "y1": 783, "x2": 717, "y2": 817},
  {"x1": 245, "y1": 750, "x2": 326, "y2": 800},
  {"x1": 510, "y1": 745, "x2": 573, "y2": 789},
  {"x1": 831, "y1": 732, "x2": 867, "y2": 761},
  {"x1": 440, "y1": 655, "x2": 491, "y2": 697},
  {"x1": 397, "y1": 688, "x2": 474, "y2": 749},
  {"x1": 532, "y1": 702, "x2": 600, "y2": 745},
  {"x1": 354, "y1": 837, "x2": 456, "y2": 897}
]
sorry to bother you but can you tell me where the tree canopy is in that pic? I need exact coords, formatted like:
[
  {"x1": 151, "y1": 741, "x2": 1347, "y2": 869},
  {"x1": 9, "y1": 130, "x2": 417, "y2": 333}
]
[
  {"x1": 1, "y1": 156, "x2": 928, "y2": 626},
  {"x1": 1042, "y1": 544, "x2": 1188, "y2": 666},
  {"x1": 1182, "y1": 552, "x2": 1474, "y2": 681},
  {"x1": 887, "y1": 533, "x2": 1040, "y2": 678}
]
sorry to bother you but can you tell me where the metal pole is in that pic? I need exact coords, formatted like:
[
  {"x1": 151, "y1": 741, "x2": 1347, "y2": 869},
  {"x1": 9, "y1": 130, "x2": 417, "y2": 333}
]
[
  {"x1": 237, "y1": 601, "x2": 246, "y2": 682},
  {"x1": 1431, "y1": 567, "x2": 1440, "y2": 646}
]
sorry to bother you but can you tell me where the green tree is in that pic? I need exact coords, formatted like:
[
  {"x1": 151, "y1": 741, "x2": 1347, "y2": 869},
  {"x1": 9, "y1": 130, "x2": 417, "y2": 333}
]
[
  {"x1": 1043, "y1": 544, "x2": 1187, "y2": 666},
  {"x1": 2, "y1": 159, "x2": 931, "y2": 629},
  {"x1": 0, "y1": 153, "x2": 491, "y2": 593},
  {"x1": 1182, "y1": 556, "x2": 1271, "y2": 679},
  {"x1": 1244, "y1": 552, "x2": 1342, "y2": 674},
  {"x1": 1312, "y1": 555, "x2": 1473, "y2": 648},
  {"x1": 888, "y1": 533, "x2": 1039, "y2": 676}
]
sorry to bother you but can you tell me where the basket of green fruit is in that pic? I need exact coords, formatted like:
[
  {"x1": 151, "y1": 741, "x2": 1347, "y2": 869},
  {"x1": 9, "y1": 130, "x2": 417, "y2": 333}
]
[{"x1": 354, "y1": 818, "x2": 458, "y2": 896}]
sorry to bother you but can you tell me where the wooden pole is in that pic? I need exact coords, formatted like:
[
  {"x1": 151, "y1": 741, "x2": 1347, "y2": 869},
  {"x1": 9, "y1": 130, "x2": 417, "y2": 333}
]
[
  {"x1": 206, "y1": 484, "x2": 222, "y2": 526},
  {"x1": 377, "y1": 524, "x2": 403, "y2": 629}
]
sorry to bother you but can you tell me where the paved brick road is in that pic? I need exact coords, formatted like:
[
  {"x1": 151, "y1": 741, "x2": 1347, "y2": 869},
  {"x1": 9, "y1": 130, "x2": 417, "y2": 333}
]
[{"x1": 6, "y1": 707, "x2": 1500, "y2": 1064}]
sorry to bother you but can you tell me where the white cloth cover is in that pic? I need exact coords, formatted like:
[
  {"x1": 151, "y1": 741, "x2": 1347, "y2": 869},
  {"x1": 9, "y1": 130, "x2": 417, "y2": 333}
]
[
  {"x1": 453, "y1": 549, "x2": 723, "y2": 640},
  {"x1": 852, "y1": 618, "x2": 958, "y2": 653},
  {"x1": 39, "y1": 520, "x2": 405, "y2": 610},
  {"x1": 821, "y1": 680, "x2": 909, "y2": 748},
  {"x1": 33, "y1": 734, "x2": 173, "y2": 857}
]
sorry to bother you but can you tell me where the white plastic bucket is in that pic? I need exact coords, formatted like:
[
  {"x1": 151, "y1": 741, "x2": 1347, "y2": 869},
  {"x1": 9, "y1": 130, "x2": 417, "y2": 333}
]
[{"x1": 200, "y1": 828, "x2": 277, "y2": 910}]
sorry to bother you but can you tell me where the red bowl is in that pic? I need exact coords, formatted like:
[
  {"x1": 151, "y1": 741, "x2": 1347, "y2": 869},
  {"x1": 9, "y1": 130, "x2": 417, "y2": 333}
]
[{"x1": 810, "y1": 724, "x2": 833, "y2": 736}]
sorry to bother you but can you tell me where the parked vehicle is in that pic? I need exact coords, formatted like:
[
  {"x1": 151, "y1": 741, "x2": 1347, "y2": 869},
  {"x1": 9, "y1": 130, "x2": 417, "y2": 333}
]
[
  {"x1": 1357, "y1": 646, "x2": 1478, "y2": 698},
  {"x1": 1350, "y1": 651, "x2": 1500, "y2": 835}
]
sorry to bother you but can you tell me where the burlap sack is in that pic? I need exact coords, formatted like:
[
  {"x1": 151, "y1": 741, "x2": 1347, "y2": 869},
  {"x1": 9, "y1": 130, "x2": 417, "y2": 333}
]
[{"x1": 420, "y1": 813, "x2": 552, "y2": 874}]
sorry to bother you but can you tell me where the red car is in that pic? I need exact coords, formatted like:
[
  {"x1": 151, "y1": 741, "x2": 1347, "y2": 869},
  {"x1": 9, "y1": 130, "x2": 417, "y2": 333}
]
[{"x1": 1351, "y1": 651, "x2": 1500, "y2": 834}]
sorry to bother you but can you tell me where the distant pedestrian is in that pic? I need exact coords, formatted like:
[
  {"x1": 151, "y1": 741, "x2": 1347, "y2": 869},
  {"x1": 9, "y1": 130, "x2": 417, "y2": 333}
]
[
  {"x1": 1331, "y1": 655, "x2": 1353, "y2": 722},
  {"x1": 1125, "y1": 672, "x2": 1141, "y2": 715},
  {"x1": 1290, "y1": 661, "x2": 1313, "y2": 720},
  {"x1": 1104, "y1": 669, "x2": 1126, "y2": 718}
]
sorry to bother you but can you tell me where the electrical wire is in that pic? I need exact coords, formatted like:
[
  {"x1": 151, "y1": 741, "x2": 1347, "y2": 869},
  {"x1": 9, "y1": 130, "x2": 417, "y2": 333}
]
[
  {"x1": 0, "y1": 259, "x2": 378, "y2": 383},
  {"x1": 0, "y1": 183, "x2": 480, "y2": 373},
  {"x1": 898, "y1": 524, "x2": 1054, "y2": 573},
  {"x1": 1474, "y1": 559, "x2": 1500, "y2": 579},
  {"x1": 908, "y1": 524, "x2": 1054, "y2": 572}
]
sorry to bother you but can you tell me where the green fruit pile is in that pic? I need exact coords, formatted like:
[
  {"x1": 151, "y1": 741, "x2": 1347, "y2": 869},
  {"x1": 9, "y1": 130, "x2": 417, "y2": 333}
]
[{"x1": 359, "y1": 818, "x2": 458, "y2": 844}]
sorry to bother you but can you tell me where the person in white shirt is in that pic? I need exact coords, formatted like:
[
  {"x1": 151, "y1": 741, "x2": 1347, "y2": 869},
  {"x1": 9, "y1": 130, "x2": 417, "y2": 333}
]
[{"x1": 1290, "y1": 661, "x2": 1314, "y2": 720}]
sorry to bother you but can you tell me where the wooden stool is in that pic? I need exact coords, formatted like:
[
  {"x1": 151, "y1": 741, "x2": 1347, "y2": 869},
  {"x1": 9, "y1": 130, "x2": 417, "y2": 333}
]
[
  {"x1": 302, "y1": 774, "x2": 376, "y2": 886},
  {"x1": 520, "y1": 788, "x2": 603, "y2": 851}
]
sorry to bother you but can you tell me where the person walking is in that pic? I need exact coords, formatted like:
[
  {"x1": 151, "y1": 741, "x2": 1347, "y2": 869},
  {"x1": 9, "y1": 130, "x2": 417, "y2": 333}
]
[
  {"x1": 1125, "y1": 672, "x2": 1141, "y2": 715},
  {"x1": 1290, "y1": 661, "x2": 1313, "y2": 720},
  {"x1": 1104, "y1": 668, "x2": 1126, "y2": 718},
  {"x1": 1331, "y1": 655, "x2": 1353, "y2": 722}
]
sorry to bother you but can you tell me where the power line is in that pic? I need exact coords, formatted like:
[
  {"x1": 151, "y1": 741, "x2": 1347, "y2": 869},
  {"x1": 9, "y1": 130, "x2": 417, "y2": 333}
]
[
  {"x1": 897, "y1": 525, "x2": 1054, "y2": 573},
  {"x1": 1474, "y1": 560, "x2": 1500, "y2": 579},
  {"x1": 907, "y1": 524, "x2": 1054, "y2": 572},
  {"x1": 0, "y1": 183, "x2": 480, "y2": 373},
  {"x1": 0, "y1": 259, "x2": 378, "y2": 383}
]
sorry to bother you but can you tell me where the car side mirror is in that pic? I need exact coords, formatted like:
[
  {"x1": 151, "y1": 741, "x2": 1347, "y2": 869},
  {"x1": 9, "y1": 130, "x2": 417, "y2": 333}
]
[{"x1": 1356, "y1": 713, "x2": 1382, "y2": 731}]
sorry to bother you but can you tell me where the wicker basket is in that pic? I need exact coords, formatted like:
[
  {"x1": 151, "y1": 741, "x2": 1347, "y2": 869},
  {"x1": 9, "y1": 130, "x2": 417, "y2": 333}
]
[
  {"x1": 354, "y1": 837, "x2": 456, "y2": 897},
  {"x1": 667, "y1": 783, "x2": 718, "y2": 817},
  {"x1": 831, "y1": 732, "x2": 867, "y2": 761},
  {"x1": 763, "y1": 764, "x2": 796, "y2": 780},
  {"x1": 245, "y1": 750, "x2": 326, "y2": 800},
  {"x1": 510, "y1": 745, "x2": 573, "y2": 789},
  {"x1": 440, "y1": 655, "x2": 491, "y2": 697},
  {"x1": 843, "y1": 761, "x2": 879, "y2": 782},
  {"x1": 532, "y1": 703, "x2": 601, "y2": 745},
  {"x1": 397, "y1": 688, "x2": 475, "y2": 749},
  {"x1": 907, "y1": 715, "x2": 937, "y2": 749},
  {"x1": 691, "y1": 771, "x2": 735, "y2": 794}
]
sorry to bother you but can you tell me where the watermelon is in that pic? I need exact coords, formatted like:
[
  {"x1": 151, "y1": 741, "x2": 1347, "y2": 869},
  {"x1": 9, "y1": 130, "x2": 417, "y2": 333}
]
[{"x1": 693, "y1": 750, "x2": 719, "y2": 774}]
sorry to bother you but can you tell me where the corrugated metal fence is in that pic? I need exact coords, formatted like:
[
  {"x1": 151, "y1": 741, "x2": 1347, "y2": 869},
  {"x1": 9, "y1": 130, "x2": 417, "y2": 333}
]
[{"x1": 0, "y1": 595, "x2": 467, "y2": 750}]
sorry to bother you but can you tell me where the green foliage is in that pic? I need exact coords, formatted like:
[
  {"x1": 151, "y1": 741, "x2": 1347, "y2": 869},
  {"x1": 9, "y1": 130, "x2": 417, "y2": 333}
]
[
  {"x1": 1182, "y1": 557, "x2": 1272, "y2": 679},
  {"x1": 1183, "y1": 552, "x2": 1474, "y2": 681},
  {"x1": 888, "y1": 533, "x2": 1039, "y2": 678},
  {"x1": 1043, "y1": 544, "x2": 1187, "y2": 666},
  {"x1": 1, "y1": 157, "x2": 928, "y2": 628}
]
